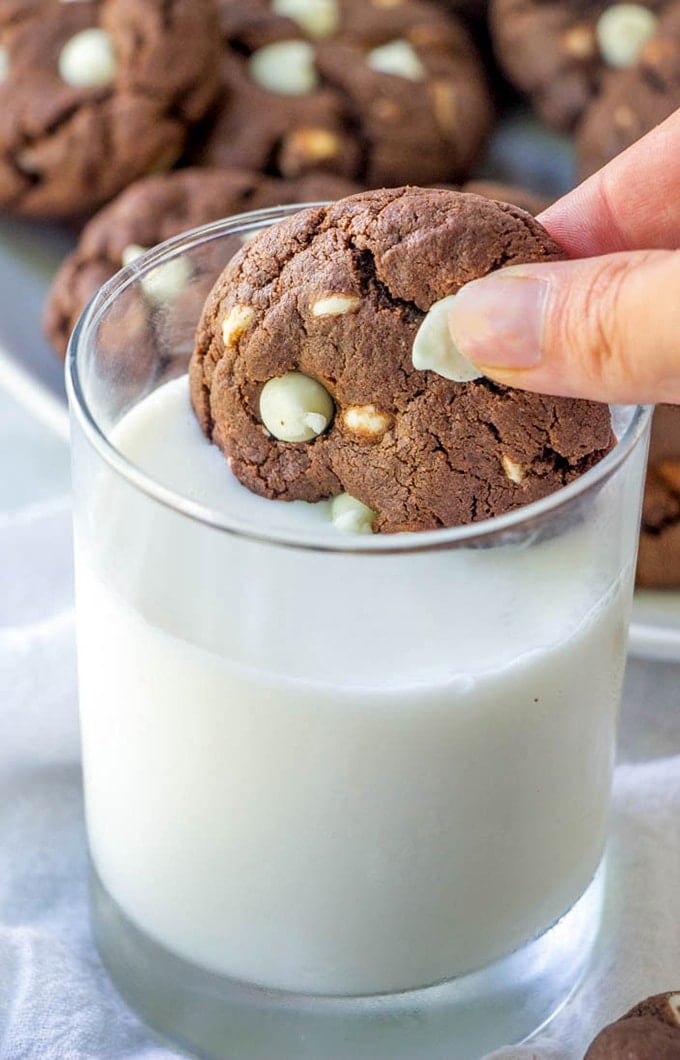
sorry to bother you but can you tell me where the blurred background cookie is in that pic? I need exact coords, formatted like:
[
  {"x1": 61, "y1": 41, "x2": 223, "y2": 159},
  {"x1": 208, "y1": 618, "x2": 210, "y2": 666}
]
[
  {"x1": 190, "y1": 0, "x2": 493, "y2": 187},
  {"x1": 43, "y1": 167, "x2": 361, "y2": 359},
  {"x1": 0, "y1": 0, "x2": 221, "y2": 218},
  {"x1": 490, "y1": 0, "x2": 666, "y2": 132},
  {"x1": 577, "y1": 4, "x2": 680, "y2": 175},
  {"x1": 638, "y1": 405, "x2": 680, "y2": 589},
  {"x1": 584, "y1": 990, "x2": 680, "y2": 1057}
]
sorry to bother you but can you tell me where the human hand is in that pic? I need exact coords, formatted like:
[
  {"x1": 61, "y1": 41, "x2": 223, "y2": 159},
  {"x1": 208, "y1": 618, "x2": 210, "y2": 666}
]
[{"x1": 448, "y1": 108, "x2": 680, "y2": 404}]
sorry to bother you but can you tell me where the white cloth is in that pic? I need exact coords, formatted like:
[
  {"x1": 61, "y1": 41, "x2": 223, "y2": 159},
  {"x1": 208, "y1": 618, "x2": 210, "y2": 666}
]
[{"x1": 1, "y1": 386, "x2": 680, "y2": 1060}]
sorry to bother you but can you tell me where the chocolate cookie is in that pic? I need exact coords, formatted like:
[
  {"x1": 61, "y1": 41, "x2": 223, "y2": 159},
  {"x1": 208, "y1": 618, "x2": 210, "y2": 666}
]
[
  {"x1": 190, "y1": 186, "x2": 613, "y2": 533},
  {"x1": 490, "y1": 0, "x2": 667, "y2": 133},
  {"x1": 637, "y1": 405, "x2": 680, "y2": 588},
  {"x1": 577, "y1": 4, "x2": 680, "y2": 176},
  {"x1": 193, "y1": 0, "x2": 492, "y2": 187},
  {"x1": 0, "y1": 0, "x2": 221, "y2": 218},
  {"x1": 585, "y1": 991, "x2": 680, "y2": 1057},
  {"x1": 43, "y1": 166, "x2": 361, "y2": 359}
]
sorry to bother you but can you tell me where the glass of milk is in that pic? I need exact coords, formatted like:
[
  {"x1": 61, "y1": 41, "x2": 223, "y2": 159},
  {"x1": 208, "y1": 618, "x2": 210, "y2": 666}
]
[{"x1": 66, "y1": 208, "x2": 651, "y2": 1060}]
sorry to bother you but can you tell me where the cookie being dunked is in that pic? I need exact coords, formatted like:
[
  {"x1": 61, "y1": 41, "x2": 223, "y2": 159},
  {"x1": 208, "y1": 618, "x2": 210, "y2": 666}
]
[{"x1": 190, "y1": 187, "x2": 614, "y2": 534}]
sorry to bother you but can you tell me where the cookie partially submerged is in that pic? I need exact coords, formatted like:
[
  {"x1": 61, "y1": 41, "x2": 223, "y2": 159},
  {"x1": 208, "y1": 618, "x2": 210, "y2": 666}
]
[
  {"x1": 190, "y1": 187, "x2": 614, "y2": 533},
  {"x1": 637, "y1": 405, "x2": 680, "y2": 588},
  {"x1": 585, "y1": 991, "x2": 680, "y2": 1057}
]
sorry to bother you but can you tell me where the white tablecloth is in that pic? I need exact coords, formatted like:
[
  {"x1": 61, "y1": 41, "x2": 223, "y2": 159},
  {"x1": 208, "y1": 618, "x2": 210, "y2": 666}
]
[{"x1": 1, "y1": 384, "x2": 679, "y2": 1060}]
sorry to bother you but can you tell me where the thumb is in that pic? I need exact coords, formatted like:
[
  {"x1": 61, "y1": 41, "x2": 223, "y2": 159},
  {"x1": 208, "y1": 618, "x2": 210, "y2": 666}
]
[{"x1": 447, "y1": 249, "x2": 680, "y2": 405}]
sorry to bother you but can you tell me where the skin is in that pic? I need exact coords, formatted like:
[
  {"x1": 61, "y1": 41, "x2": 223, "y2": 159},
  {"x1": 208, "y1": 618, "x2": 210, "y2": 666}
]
[{"x1": 447, "y1": 107, "x2": 680, "y2": 405}]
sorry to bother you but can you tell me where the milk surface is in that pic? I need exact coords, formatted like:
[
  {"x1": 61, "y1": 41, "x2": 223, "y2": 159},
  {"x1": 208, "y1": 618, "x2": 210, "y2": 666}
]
[{"x1": 75, "y1": 378, "x2": 630, "y2": 996}]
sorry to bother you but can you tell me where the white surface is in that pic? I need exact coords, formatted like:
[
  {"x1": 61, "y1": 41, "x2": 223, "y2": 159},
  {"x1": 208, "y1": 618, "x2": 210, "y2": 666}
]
[
  {"x1": 1, "y1": 380, "x2": 679, "y2": 1057},
  {"x1": 630, "y1": 590, "x2": 680, "y2": 660}
]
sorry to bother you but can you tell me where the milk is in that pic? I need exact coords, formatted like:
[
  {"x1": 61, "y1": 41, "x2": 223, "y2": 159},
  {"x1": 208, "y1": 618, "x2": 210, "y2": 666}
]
[{"x1": 74, "y1": 377, "x2": 630, "y2": 997}]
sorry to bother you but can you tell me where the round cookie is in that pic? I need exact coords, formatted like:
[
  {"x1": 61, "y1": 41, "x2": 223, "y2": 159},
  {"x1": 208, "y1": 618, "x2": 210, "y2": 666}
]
[
  {"x1": 192, "y1": 0, "x2": 492, "y2": 187},
  {"x1": 490, "y1": 0, "x2": 667, "y2": 132},
  {"x1": 190, "y1": 186, "x2": 614, "y2": 534},
  {"x1": 585, "y1": 991, "x2": 680, "y2": 1057},
  {"x1": 44, "y1": 166, "x2": 361, "y2": 359},
  {"x1": 0, "y1": 0, "x2": 221, "y2": 218},
  {"x1": 577, "y1": 4, "x2": 680, "y2": 175}
]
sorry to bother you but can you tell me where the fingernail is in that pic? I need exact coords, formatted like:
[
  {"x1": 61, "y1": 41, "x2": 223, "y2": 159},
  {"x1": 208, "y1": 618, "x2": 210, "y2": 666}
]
[{"x1": 448, "y1": 271, "x2": 549, "y2": 370}]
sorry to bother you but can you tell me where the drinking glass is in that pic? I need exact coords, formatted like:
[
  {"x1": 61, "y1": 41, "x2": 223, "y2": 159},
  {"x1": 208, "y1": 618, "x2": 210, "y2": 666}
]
[{"x1": 66, "y1": 207, "x2": 651, "y2": 1060}]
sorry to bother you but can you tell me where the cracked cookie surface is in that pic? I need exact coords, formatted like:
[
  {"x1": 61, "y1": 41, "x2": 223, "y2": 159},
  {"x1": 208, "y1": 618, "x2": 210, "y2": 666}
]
[
  {"x1": 0, "y1": 0, "x2": 221, "y2": 218},
  {"x1": 190, "y1": 186, "x2": 614, "y2": 533},
  {"x1": 192, "y1": 0, "x2": 492, "y2": 187}
]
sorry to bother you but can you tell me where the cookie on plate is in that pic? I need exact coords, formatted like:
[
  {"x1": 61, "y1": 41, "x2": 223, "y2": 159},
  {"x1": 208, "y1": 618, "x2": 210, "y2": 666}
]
[
  {"x1": 192, "y1": 0, "x2": 492, "y2": 187},
  {"x1": 577, "y1": 4, "x2": 680, "y2": 175},
  {"x1": 44, "y1": 166, "x2": 361, "y2": 359},
  {"x1": 637, "y1": 405, "x2": 680, "y2": 589},
  {"x1": 490, "y1": 0, "x2": 666, "y2": 133},
  {"x1": 584, "y1": 990, "x2": 680, "y2": 1057},
  {"x1": 190, "y1": 186, "x2": 613, "y2": 533},
  {"x1": 0, "y1": 0, "x2": 221, "y2": 218}
]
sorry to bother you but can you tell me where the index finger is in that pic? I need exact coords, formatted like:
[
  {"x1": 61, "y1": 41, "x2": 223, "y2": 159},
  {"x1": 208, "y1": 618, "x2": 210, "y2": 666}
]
[{"x1": 538, "y1": 106, "x2": 680, "y2": 257}]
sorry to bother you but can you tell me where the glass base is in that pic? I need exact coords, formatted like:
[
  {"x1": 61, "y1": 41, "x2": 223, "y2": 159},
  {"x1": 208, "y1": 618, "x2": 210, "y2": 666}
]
[{"x1": 92, "y1": 864, "x2": 604, "y2": 1060}]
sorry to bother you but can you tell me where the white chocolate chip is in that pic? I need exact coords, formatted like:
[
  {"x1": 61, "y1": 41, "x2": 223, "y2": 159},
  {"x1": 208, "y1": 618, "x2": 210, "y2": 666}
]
[
  {"x1": 342, "y1": 404, "x2": 392, "y2": 438},
  {"x1": 58, "y1": 28, "x2": 117, "y2": 88},
  {"x1": 330, "y1": 493, "x2": 376, "y2": 534},
  {"x1": 121, "y1": 245, "x2": 192, "y2": 303},
  {"x1": 312, "y1": 293, "x2": 361, "y2": 317},
  {"x1": 501, "y1": 455, "x2": 525, "y2": 484},
  {"x1": 249, "y1": 40, "x2": 319, "y2": 95},
  {"x1": 222, "y1": 305, "x2": 256, "y2": 347},
  {"x1": 669, "y1": 994, "x2": 680, "y2": 1024},
  {"x1": 272, "y1": 0, "x2": 340, "y2": 40},
  {"x1": 260, "y1": 372, "x2": 334, "y2": 442},
  {"x1": 367, "y1": 39, "x2": 426, "y2": 81},
  {"x1": 412, "y1": 294, "x2": 482, "y2": 383},
  {"x1": 0, "y1": 46, "x2": 9, "y2": 82},
  {"x1": 596, "y1": 3, "x2": 658, "y2": 68}
]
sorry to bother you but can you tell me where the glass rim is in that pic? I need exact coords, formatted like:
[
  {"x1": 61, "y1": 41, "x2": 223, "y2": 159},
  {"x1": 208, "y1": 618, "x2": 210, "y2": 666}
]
[{"x1": 66, "y1": 205, "x2": 653, "y2": 556}]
